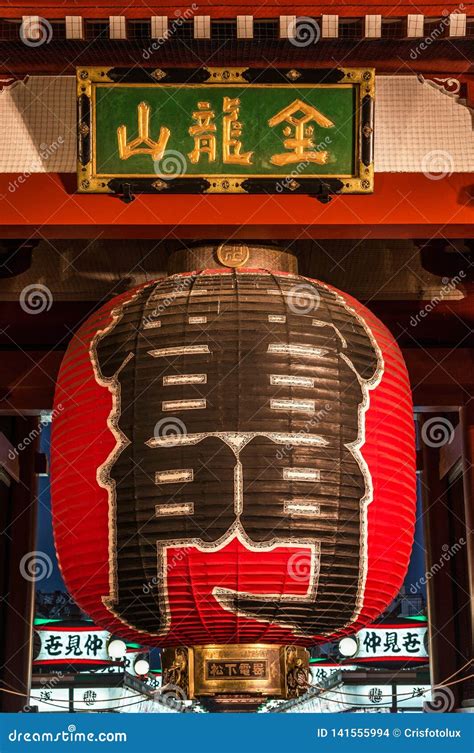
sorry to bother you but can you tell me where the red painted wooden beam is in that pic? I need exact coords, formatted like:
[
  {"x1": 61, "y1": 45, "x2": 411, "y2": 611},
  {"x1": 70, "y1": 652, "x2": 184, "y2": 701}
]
[
  {"x1": 1, "y1": 52, "x2": 472, "y2": 78},
  {"x1": 0, "y1": 173, "x2": 472, "y2": 239},
  {"x1": 2, "y1": 2, "x2": 473, "y2": 19}
]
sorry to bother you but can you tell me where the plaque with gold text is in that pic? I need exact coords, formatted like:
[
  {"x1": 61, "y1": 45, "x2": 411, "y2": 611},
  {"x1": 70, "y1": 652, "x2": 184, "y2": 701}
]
[{"x1": 77, "y1": 66, "x2": 374, "y2": 197}]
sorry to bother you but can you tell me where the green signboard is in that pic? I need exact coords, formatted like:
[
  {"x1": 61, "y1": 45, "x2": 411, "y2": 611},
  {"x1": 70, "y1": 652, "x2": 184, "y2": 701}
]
[{"x1": 77, "y1": 67, "x2": 374, "y2": 198}]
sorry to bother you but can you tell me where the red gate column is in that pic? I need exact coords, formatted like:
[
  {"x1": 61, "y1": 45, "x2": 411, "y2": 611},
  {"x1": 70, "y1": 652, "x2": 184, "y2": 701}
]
[
  {"x1": 421, "y1": 410, "x2": 474, "y2": 712},
  {"x1": 0, "y1": 417, "x2": 39, "y2": 712},
  {"x1": 461, "y1": 404, "x2": 474, "y2": 710}
]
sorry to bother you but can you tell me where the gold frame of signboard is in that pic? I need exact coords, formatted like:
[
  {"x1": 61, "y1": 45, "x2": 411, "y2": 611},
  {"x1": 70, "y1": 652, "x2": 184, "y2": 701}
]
[
  {"x1": 76, "y1": 66, "x2": 374, "y2": 197},
  {"x1": 161, "y1": 644, "x2": 310, "y2": 700}
]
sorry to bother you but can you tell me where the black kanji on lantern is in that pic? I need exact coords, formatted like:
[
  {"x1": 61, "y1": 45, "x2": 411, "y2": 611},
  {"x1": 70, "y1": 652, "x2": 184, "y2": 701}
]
[{"x1": 91, "y1": 271, "x2": 382, "y2": 637}]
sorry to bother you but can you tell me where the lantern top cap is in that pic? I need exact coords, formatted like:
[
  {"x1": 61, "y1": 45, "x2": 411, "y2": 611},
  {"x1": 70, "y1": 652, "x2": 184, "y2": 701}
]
[{"x1": 167, "y1": 242, "x2": 298, "y2": 275}]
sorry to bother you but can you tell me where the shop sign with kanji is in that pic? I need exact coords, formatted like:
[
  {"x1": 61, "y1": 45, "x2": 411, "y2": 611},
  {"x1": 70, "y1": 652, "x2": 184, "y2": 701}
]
[
  {"x1": 205, "y1": 660, "x2": 268, "y2": 681},
  {"x1": 351, "y1": 624, "x2": 428, "y2": 662},
  {"x1": 77, "y1": 67, "x2": 374, "y2": 197},
  {"x1": 34, "y1": 627, "x2": 110, "y2": 664},
  {"x1": 346, "y1": 685, "x2": 432, "y2": 709},
  {"x1": 33, "y1": 625, "x2": 141, "y2": 673}
]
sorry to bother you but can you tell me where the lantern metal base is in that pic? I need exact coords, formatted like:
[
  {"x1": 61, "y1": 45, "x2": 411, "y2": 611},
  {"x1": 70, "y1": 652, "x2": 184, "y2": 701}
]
[{"x1": 161, "y1": 644, "x2": 309, "y2": 701}]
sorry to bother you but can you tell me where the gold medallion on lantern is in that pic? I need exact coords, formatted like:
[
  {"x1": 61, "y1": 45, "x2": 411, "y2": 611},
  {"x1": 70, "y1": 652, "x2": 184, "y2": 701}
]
[{"x1": 216, "y1": 243, "x2": 250, "y2": 268}]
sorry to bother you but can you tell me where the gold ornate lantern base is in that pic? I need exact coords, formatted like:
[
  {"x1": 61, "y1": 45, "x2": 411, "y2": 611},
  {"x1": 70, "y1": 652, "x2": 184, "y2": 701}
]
[{"x1": 161, "y1": 644, "x2": 309, "y2": 703}]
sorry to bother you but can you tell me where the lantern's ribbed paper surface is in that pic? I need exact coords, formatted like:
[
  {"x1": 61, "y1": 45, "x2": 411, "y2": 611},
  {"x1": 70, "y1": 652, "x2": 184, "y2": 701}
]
[{"x1": 51, "y1": 270, "x2": 416, "y2": 647}]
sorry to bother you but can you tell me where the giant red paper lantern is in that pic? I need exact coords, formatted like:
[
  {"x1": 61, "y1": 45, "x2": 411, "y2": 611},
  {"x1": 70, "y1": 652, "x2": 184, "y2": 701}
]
[{"x1": 51, "y1": 269, "x2": 416, "y2": 648}]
